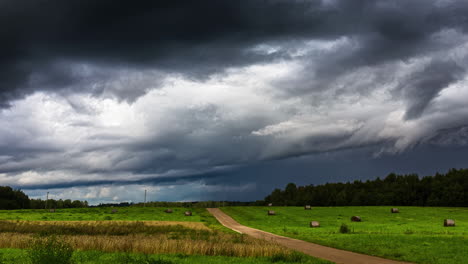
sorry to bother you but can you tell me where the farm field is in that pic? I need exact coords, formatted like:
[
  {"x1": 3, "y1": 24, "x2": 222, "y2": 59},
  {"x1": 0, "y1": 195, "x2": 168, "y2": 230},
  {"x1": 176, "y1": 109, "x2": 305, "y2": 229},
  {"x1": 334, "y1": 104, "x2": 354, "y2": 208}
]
[
  {"x1": 221, "y1": 206, "x2": 468, "y2": 264},
  {"x1": 0, "y1": 207, "x2": 331, "y2": 264},
  {"x1": 0, "y1": 207, "x2": 205, "y2": 222}
]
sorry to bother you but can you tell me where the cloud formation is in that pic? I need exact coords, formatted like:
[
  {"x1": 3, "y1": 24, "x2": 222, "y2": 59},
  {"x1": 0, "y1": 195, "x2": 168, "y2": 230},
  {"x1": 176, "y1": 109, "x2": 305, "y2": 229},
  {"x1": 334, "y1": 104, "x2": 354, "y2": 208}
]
[{"x1": 0, "y1": 0, "x2": 468, "y2": 202}]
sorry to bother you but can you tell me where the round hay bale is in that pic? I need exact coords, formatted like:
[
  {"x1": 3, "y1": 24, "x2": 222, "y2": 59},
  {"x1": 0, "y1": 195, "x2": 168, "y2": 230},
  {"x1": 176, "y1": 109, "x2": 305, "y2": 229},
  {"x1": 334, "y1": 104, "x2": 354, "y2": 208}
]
[
  {"x1": 267, "y1": 210, "x2": 276, "y2": 215},
  {"x1": 444, "y1": 219, "x2": 455, "y2": 227},
  {"x1": 351, "y1": 216, "x2": 361, "y2": 222},
  {"x1": 164, "y1": 209, "x2": 173, "y2": 213},
  {"x1": 304, "y1": 205, "x2": 312, "y2": 210},
  {"x1": 391, "y1": 208, "x2": 399, "y2": 213},
  {"x1": 310, "y1": 221, "x2": 320, "y2": 227},
  {"x1": 184, "y1": 211, "x2": 192, "y2": 216},
  {"x1": 49, "y1": 209, "x2": 55, "y2": 213},
  {"x1": 111, "y1": 209, "x2": 118, "y2": 213},
  {"x1": 267, "y1": 203, "x2": 273, "y2": 207}
]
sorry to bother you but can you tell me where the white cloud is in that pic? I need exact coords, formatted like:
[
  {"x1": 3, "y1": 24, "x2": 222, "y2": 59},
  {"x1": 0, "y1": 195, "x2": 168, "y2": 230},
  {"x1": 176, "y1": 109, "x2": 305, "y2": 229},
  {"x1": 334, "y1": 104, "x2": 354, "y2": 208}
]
[{"x1": 27, "y1": 182, "x2": 257, "y2": 205}]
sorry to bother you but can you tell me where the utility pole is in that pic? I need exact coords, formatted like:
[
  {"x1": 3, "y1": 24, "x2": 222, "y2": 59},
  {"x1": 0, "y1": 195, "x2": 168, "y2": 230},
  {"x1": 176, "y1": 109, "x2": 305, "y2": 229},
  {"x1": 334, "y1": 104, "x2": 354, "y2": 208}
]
[
  {"x1": 144, "y1": 189, "x2": 147, "y2": 207},
  {"x1": 45, "y1": 192, "x2": 49, "y2": 209}
]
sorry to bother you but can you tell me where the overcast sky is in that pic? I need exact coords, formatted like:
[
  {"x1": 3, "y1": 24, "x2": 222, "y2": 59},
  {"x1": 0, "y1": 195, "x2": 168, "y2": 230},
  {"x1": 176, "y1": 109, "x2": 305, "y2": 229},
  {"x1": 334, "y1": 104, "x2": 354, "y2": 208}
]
[{"x1": 1, "y1": 0, "x2": 468, "y2": 204}]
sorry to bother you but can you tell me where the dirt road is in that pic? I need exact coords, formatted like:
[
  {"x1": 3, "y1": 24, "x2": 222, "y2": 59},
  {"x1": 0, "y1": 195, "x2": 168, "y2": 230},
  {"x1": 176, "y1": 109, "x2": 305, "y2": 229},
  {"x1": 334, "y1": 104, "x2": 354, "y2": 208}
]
[{"x1": 207, "y1": 208, "x2": 412, "y2": 264}]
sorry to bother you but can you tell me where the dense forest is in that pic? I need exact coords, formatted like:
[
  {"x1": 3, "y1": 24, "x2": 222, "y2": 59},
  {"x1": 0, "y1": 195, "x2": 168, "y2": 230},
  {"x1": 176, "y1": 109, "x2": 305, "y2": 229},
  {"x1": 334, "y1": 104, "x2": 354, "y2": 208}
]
[
  {"x1": 264, "y1": 168, "x2": 468, "y2": 206},
  {"x1": 0, "y1": 186, "x2": 88, "y2": 210}
]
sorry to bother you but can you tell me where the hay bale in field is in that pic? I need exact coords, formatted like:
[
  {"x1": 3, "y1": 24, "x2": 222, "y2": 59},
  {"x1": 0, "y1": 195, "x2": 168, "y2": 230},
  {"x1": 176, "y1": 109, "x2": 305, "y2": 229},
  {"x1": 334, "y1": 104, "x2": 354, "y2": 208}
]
[
  {"x1": 268, "y1": 203, "x2": 273, "y2": 207},
  {"x1": 310, "y1": 221, "x2": 320, "y2": 227},
  {"x1": 184, "y1": 211, "x2": 192, "y2": 216},
  {"x1": 444, "y1": 219, "x2": 455, "y2": 227},
  {"x1": 111, "y1": 209, "x2": 118, "y2": 213},
  {"x1": 164, "y1": 209, "x2": 173, "y2": 213},
  {"x1": 304, "y1": 205, "x2": 311, "y2": 210},
  {"x1": 391, "y1": 208, "x2": 399, "y2": 213},
  {"x1": 49, "y1": 209, "x2": 55, "y2": 213},
  {"x1": 351, "y1": 216, "x2": 361, "y2": 222},
  {"x1": 267, "y1": 210, "x2": 276, "y2": 215}
]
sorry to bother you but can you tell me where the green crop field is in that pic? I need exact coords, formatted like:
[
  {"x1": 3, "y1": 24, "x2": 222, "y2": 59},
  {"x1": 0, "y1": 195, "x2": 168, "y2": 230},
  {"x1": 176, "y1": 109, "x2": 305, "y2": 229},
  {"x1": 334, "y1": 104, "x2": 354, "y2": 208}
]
[{"x1": 222, "y1": 206, "x2": 468, "y2": 264}]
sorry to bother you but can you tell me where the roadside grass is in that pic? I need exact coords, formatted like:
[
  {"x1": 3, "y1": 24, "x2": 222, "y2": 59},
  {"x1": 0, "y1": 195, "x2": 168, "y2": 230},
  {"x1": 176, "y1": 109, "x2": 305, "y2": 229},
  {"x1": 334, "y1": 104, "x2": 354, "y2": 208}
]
[
  {"x1": 0, "y1": 248, "x2": 331, "y2": 264},
  {"x1": 0, "y1": 207, "x2": 204, "y2": 222},
  {"x1": 198, "y1": 207, "x2": 237, "y2": 233},
  {"x1": 221, "y1": 206, "x2": 468, "y2": 264}
]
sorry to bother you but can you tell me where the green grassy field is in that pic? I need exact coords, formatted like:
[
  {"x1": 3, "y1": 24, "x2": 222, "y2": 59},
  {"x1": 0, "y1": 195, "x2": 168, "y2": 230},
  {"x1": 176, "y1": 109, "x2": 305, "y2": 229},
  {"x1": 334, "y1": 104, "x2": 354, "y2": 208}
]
[
  {"x1": 222, "y1": 206, "x2": 468, "y2": 264},
  {"x1": 0, "y1": 207, "x2": 233, "y2": 234},
  {"x1": 0, "y1": 207, "x2": 204, "y2": 222},
  {"x1": 0, "y1": 207, "x2": 330, "y2": 264},
  {"x1": 0, "y1": 248, "x2": 331, "y2": 264}
]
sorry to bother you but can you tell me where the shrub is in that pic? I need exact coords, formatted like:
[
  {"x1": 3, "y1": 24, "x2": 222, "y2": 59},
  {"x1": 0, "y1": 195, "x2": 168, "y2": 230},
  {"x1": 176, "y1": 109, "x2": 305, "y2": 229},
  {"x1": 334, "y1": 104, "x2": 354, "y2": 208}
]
[
  {"x1": 231, "y1": 234, "x2": 246, "y2": 243},
  {"x1": 269, "y1": 252, "x2": 305, "y2": 263},
  {"x1": 116, "y1": 253, "x2": 174, "y2": 264},
  {"x1": 72, "y1": 250, "x2": 104, "y2": 263},
  {"x1": 28, "y1": 236, "x2": 74, "y2": 264},
  {"x1": 142, "y1": 256, "x2": 174, "y2": 264},
  {"x1": 339, "y1": 223, "x2": 350, "y2": 234},
  {"x1": 175, "y1": 253, "x2": 189, "y2": 259}
]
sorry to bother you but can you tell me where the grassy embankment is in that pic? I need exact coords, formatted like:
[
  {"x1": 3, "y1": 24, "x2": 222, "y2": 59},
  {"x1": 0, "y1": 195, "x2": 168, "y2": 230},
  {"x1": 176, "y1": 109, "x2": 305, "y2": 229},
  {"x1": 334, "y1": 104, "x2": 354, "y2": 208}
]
[
  {"x1": 222, "y1": 206, "x2": 468, "y2": 264},
  {"x1": 0, "y1": 207, "x2": 331, "y2": 264}
]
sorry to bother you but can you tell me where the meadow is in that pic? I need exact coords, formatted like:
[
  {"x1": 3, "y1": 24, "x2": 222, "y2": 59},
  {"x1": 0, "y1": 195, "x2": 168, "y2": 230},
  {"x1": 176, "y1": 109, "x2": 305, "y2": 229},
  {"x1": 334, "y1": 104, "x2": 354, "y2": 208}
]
[
  {"x1": 222, "y1": 206, "x2": 468, "y2": 264},
  {"x1": 0, "y1": 207, "x2": 204, "y2": 222},
  {"x1": 0, "y1": 207, "x2": 330, "y2": 264}
]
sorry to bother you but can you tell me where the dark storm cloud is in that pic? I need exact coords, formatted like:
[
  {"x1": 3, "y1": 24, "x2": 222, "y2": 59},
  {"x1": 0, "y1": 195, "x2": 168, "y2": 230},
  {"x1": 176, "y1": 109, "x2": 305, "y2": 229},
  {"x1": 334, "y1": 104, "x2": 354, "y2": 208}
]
[
  {"x1": 1, "y1": 0, "x2": 468, "y2": 105},
  {"x1": 1, "y1": 0, "x2": 468, "y2": 202},
  {"x1": 15, "y1": 169, "x2": 225, "y2": 190},
  {"x1": 400, "y1": 60, "x2": 465, "y2": 119},
  {"x1": 427, "y1": 125, "x2": 468, "y2": 147}
]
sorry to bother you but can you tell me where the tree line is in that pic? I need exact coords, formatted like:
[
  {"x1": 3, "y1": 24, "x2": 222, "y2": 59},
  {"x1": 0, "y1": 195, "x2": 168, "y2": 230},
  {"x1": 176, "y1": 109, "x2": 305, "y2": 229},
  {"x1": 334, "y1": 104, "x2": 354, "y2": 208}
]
[
  {"x1": 264, "y1": 168, "x2": 468, "y2": 206},
  {"x1": 0, "y1": 186, "x2": 88, "y2": 209},
  {"x1": 2, "y1": 168, "x2": 467, "y2": 209}
]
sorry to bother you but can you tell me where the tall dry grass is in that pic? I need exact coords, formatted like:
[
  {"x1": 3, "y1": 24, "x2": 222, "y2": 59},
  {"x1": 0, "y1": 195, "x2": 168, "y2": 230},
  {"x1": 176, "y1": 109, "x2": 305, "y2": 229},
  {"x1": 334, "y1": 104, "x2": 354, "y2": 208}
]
[
  {"x1": 0, "y1": 220, "x2": 209, "y2": 235},
  {"x1": 0, "y1": 221, "x2": 292, "y2": 257}
]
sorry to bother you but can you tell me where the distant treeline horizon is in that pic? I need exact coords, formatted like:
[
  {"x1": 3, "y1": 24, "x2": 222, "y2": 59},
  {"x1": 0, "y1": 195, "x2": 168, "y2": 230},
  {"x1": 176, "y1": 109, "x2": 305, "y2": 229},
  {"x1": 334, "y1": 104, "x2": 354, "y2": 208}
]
[
  {"x1": 1, "y1": 168, "x2": 467, "y2": 209},
  {"x1": 0, "y1": 186, "x2": 88, "y2": 210},
  {"x1": 264, "y1": 168, "x2": 468, "y2": 207}
]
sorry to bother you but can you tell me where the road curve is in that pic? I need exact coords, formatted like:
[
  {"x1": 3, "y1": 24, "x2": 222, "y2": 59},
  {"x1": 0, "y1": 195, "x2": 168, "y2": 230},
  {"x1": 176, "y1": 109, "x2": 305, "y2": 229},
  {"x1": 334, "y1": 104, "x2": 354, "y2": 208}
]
[{"x1": 207, "y1": 208, "x2": 412, "y2": 264}]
